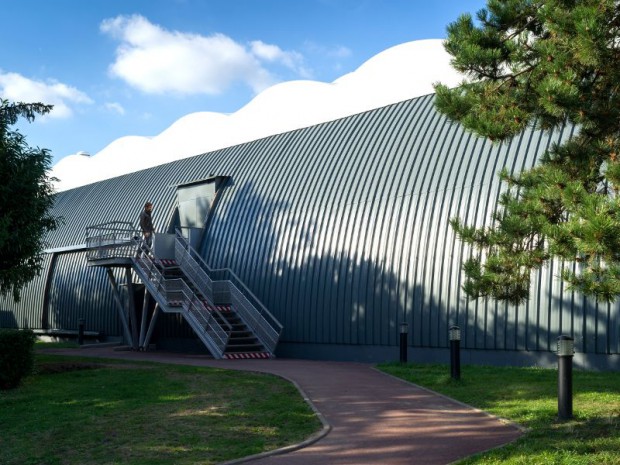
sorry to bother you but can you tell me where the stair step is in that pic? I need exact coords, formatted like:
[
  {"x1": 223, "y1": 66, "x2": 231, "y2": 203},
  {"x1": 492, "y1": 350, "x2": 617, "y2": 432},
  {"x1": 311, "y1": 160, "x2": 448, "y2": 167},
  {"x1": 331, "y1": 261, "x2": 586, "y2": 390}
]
[
  {"x1": 228, "y1": 328, "x2": 253, "y2": 335},
  {"x1": 163, "y1": 271, "x2": 183, "y2": 278},
  {"x1": 226, "y1": 344, "x2": 264, "y2": 352},
  {"x1": 229, "y1": 336, "x2": 259, "y2": 344},
  {"x1": 225, "y1": 322, "x2": 244, "y2": 329},
  {"x1": 202, "y1": 304, "x2": 232, "y2": 313},
  {"x1": 226, "y1": 340, "x2": 263, "y2": 347},
  {"x1": 230, "y1": 330, "x2": 253, "y2": 337},
  {"x1": 133, "y1": 245, "x2": 276, "y2": 361},
  {"x1": 224, "y1": 352, "x2": 271, "y2": 360}
]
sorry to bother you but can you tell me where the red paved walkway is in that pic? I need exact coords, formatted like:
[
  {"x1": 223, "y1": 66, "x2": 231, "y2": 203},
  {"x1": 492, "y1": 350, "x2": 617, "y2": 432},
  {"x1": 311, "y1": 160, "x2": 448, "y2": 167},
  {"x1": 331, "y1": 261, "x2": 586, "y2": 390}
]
[{"x1": 44, "y1": 347, "x2": 522, "y2": 464}]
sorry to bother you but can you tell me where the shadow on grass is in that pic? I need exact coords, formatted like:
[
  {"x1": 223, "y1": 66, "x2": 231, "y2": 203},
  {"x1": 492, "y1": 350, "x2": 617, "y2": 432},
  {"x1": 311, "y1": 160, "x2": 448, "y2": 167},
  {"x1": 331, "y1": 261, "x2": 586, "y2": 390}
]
[{"x1": 1, "y1": 355, "x2": 322, "y2": 465}]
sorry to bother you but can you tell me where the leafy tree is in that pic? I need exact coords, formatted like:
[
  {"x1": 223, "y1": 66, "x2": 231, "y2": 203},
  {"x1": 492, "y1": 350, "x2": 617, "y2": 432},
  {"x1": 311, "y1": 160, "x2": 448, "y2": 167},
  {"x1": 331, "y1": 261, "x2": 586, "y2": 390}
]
[
  {"x1": 434, "y1": 0, "x2": 620, "y2": 304},
  {"x1": 0, "y1": 100, "x2": 59, "y2": 301}
]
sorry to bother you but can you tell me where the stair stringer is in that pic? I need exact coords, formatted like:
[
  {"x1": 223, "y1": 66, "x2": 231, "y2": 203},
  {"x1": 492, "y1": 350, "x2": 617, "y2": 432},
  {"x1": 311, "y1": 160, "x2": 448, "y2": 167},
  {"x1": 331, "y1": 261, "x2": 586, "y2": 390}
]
[
  {"x1": 131, "y1": 257, "x2": 231, "y2": 358},
  {"x1": 174, "y1": 232, "x2": 283, "y2": 358}
]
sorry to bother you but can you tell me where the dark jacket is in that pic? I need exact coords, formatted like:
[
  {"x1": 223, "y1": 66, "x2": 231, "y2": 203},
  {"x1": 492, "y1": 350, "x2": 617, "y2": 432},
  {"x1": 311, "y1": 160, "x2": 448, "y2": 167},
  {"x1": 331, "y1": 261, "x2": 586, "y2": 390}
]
[{"x1": 139, "y1": 210, "x2": 154, "y2": 234}]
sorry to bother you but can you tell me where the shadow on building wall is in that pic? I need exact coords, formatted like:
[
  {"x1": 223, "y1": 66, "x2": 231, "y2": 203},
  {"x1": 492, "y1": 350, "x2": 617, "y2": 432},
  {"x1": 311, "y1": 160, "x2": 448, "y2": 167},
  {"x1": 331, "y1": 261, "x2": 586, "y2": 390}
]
[
  {"x1": 205, "y1": 181, "x2": 455, "y2": 353},
  {"x1": 47, "y1": 252, "x2": 124, "y2": 335},
  {"x1": 0, "y1": 310, "x2": 18, "y2": 329}
]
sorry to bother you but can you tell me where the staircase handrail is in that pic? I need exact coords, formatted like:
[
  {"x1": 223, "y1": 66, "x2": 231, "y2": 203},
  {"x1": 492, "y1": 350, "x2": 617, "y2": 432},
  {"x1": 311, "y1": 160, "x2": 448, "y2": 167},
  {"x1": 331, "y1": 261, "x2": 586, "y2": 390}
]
[
  {"x1": 86, "y1": 221, "x2": 137, "y2": 246},
  {"x1": 214, "y1": 267, "x2": 283, "y2": 332},
  {"x1": 175, "y1": 230, "x2": 283, "y2": 354},
  {"x1": 132, "y1": 251, "x2": 231, "y2": 356},
  {"x1": 85, "y1": 221, "x2": 230, "y2": 357},
  {"x1": 175, "y1": 230, "x2": 283, "y2": 331},
  {"x1": 163, "y1": 277, "x2": 231, "y2": 353},
  {"x1": 85, "y1": 221, "x2": 138, "y2": 260}
]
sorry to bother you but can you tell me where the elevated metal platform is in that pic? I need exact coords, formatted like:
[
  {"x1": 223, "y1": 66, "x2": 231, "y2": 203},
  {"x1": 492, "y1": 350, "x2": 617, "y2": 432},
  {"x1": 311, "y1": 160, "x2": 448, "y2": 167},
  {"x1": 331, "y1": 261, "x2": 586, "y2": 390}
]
[{"x1": 85, "y1": 222, "x2": 282, "y2": 359}]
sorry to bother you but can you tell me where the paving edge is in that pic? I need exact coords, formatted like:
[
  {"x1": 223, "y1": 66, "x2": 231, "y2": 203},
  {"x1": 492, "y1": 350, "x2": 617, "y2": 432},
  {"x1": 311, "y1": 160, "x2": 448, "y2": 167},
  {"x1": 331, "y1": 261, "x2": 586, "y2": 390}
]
[
  {"x1": 372, "y1": 366, "x2": 527, "y2": 464},
  {"x1": 372, "y1": 366, "x2": 528, "y2": 432},
  {"x1": 218, "y1": 371, "x2": 332, "y2": 465}
]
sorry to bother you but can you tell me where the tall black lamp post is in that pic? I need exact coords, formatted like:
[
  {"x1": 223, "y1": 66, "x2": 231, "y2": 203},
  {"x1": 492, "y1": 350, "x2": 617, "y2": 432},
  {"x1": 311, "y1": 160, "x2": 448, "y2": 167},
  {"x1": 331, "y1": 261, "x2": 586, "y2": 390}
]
[
  {"x1": 557, "y1": 335, "x2": 574, "y2": 420},
  {"x1": 449, "y1": 325, "x2": 461, "y2": 380},
  {"x1": 400, "y1": 322, "x2": 409, "y2": 363}
]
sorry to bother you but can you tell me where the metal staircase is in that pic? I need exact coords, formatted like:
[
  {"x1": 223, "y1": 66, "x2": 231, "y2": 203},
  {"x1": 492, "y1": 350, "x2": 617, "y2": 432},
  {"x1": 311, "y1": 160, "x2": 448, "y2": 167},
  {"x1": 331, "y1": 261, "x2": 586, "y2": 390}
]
[{"x1": 85, "y1": 222, "x2": 282, "y2": 359}]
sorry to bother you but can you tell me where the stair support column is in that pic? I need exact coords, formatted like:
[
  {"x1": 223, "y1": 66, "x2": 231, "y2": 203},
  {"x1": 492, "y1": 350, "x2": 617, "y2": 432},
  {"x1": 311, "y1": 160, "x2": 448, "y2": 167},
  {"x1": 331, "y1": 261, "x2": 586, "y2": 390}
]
[
  {"x1": 138, "y1": 291, "x2": 150, "y2": 348},
  {"x1": 106, "y1": 267, "x2": 133, "y2": 348},
  {"x1": 125, "y1": 267, "x2": 139, "y2": 350},
  {"x1": 142, "y1": 302, "x2": 160, "y2": 350}
]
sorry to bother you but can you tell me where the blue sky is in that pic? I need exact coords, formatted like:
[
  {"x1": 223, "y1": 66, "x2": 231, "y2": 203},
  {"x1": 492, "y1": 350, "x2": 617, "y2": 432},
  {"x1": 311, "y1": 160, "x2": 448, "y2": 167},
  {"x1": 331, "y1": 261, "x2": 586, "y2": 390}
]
[{"x1": 1, "y1": 0, "x2": 486, "y2": 165}]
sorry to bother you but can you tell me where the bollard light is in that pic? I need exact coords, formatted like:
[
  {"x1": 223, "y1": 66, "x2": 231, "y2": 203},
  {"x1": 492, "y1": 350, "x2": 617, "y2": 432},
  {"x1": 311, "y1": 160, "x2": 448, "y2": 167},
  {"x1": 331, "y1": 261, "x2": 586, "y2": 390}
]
[
  {"x1": 399, "y1": 322, "x2": 408, "y2": 363},
  {"x1": 449, "y1": 325, "x2": 461, "y2": 380},
  {"x1": 556, "y1": 335, "x2": 574, "y2": 420},
  {"x1": 78, "y1": 318, "x2": 85, "y2": 345},
  {"x1": 557, "y1": 336, "x2": 574, "y2": 356}
]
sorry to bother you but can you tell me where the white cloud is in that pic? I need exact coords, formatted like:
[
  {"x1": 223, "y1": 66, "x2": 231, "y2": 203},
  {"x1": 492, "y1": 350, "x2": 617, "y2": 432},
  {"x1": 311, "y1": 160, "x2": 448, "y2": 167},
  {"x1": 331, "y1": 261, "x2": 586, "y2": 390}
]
[
  {"x1": 250, "y1": 40, "x2": 311, "y2": 78},
  {"x1": 104, "y1": 102, "x2": 125, "y2": 115},
  {"x1": 0, "y1": 72, "x2": 92, "y2": 118},
  {"x1": 304, "y1": 41, "x2": 352, "y2": 59},
  {"x1": 327, "y1": 45, "x2": 352, "y2": 58},
  {"x1": 100, "y1": 15, "x2": 307, "y2": 95},
  {"x1": 51, "y1": 40, "x2": 463, "y2": 191}
]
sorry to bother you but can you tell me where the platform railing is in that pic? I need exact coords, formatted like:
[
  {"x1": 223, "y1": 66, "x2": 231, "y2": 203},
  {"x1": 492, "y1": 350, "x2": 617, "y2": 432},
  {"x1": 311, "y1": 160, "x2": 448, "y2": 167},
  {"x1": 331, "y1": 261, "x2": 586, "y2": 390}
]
[
  {"x1": 85, "y1": 221, "x2": 138, "y2": 260},
  {"x1": 85, "y1": 221, "x2": 230, "y2": 358}
]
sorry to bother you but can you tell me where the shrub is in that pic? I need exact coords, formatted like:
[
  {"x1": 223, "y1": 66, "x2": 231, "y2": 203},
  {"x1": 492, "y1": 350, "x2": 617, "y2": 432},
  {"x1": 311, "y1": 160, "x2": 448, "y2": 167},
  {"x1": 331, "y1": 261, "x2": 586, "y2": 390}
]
[{"x1": 0, "y1": 329, "x2": 36, "y2": 389}]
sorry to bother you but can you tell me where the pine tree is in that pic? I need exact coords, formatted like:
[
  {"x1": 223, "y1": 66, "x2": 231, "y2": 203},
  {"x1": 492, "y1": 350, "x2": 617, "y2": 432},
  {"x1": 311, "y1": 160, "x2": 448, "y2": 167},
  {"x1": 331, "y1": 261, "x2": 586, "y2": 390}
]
[
  {"x1": 0, "y1": 100, "x2": 59, "y2": 301},
  {"x1": 434, "y1": 0, "x2": 620, "y2": 304}
]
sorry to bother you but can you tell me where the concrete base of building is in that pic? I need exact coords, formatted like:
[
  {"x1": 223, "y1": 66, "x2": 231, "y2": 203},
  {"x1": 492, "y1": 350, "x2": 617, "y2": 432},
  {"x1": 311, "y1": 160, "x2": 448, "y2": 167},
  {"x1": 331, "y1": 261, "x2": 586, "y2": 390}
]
[{"x1": 276, "y1": 342, "x2": 620, "y2": 371}]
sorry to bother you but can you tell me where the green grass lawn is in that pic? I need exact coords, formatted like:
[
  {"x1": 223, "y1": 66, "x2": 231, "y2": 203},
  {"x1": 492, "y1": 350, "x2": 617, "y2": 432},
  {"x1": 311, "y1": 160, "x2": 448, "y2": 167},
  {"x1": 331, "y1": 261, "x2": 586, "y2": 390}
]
[
  {"x1": 5, "y1": 350, "x2": 618, "y2": 465},
  {"x1": 0, "y1": 353, "x2": 322, "y2": 465},
  {"x1": 378, "y1": 363, "x2": 620, "y2": 465}
]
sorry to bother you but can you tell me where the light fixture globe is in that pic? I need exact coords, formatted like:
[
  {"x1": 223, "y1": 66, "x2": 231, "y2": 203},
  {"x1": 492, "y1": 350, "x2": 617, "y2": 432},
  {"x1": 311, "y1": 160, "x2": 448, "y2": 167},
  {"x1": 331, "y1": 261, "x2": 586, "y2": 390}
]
[{"x1": 557, "y1": 335, "x2": 574, "y2": 357}]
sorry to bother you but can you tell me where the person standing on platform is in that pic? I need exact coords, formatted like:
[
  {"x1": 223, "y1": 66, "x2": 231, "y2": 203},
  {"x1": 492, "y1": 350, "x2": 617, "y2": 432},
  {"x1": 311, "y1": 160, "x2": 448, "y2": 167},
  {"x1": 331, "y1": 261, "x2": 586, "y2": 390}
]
[{"x1": 139, "y1": 202, "x2": 154, "y2": 255}]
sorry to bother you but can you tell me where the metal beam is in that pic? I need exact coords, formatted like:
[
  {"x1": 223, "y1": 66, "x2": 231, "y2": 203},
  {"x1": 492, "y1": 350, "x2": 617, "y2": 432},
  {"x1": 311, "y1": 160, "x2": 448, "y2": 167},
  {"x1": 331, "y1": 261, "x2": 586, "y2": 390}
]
[
  {"x1": 106, "y1": 267, "x2": 133, "y2": 346},
  {"x1": 125, "y1": 267, "x2": 139, "y2": 350},
  {"x1": 138, "y1": 291, "x2": 150, "y2": 348},
  {"x1": 142, "y1": 302, "x2": 160, "y2": 349}
]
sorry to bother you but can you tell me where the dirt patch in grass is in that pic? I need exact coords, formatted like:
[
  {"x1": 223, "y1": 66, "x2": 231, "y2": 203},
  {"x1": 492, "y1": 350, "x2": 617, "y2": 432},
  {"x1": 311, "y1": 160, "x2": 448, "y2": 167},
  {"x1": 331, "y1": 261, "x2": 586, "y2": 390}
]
[
  {"x1": 34, "y1": 357, "x2": 155, "y2": 375},
  {"x1": 35, "y1": 361, "x2": 105, "y2": 375}
]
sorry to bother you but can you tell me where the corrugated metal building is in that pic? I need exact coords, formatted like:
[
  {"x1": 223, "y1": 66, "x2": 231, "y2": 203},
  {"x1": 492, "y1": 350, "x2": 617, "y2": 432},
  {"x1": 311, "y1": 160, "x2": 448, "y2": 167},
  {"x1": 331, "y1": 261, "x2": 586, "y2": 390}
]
[{"x1": 2, "y1": 94, "x2": 619, "y2": 369}]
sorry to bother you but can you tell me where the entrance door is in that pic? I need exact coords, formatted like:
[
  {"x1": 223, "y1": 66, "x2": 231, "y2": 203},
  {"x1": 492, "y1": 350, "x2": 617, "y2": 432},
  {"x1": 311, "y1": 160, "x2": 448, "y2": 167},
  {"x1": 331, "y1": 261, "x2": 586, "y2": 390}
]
[
  {"x1": 175, "y1": 176, "x2": 227, "y2": 248},
  {"x1": 177, "y1": 182, "x2": 216, "y2": 229}
]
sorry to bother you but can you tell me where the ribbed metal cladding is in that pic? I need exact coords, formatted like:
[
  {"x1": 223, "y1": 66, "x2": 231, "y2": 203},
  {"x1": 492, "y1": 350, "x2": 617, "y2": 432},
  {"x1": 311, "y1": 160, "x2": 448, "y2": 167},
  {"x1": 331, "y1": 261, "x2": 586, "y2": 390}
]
[
  {"x1": 0, "y1": 254, "x2": 50, "y2": 329},
  {"x1": 46, "y1": 252, "x2": 124, "y2": 335},
  {"x1": 1, "y1": 93, "x2": 618, "y2": 363},
  {"x1": 200, "y1": 93, "x2": 618, "y2": 358}
]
